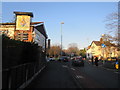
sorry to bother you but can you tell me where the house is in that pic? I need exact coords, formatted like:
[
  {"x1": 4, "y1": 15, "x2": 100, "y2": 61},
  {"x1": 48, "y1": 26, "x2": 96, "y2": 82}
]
[
  {"x1": 0, "y1": 12, "x2": 45, "y2": 43},
  {"x1": 34, "y1": 24, "x2": 48, "y2": 52},
  {"x1": 0, "y1": 22, "x2": 43, "y2": 42},
  {"x1": 0, "y1": 11, "x2": 49, "y2": 54},
  {"x1": 86, "y1": 45, "x2": 92, "y2": 59},
  {"x1": 86, "y1": 41, "x2": 102, "y2": 59},
  {"x1": 0, "y1": 25, "x2": 15, "y2": 39},
  {"x1": 86, "y1": 40, "x2": 119, "y2": 59}
]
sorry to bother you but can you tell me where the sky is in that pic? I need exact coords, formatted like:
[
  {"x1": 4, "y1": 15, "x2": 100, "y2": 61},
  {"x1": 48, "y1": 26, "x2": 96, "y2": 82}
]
[{"x1": 1, "y1": 1, "x2": 118, "y2": 49}]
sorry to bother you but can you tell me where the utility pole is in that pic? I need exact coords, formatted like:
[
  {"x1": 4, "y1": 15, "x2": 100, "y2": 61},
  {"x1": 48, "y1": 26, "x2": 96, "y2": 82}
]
[{"x1": 61, "y1": 22, "x2": 64, "y2": 56}]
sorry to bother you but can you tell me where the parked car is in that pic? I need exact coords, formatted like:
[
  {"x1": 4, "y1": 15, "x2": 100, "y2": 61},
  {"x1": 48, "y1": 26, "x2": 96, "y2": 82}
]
[
  {"x1": 59, "y1": 56, "x2": 69, "y2": 62},
  {"x1": 71, "y1": 56, "x2": 77, "y2": 60},
  {"x1": 72, "y1": 57, "x2": 84, "y2": 66},
  {"x1": 107, "y1": 57, "x2": 117, "y2": 61},
  {"x1": 47, "y1": 57, "x2": 55, "y2": 62},
  {"x1": 71, "y1": 57, "x2": 75, "y2": 60}
]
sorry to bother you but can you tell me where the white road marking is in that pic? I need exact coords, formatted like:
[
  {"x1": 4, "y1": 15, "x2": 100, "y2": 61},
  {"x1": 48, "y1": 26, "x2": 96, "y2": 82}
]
[
  {"x1": 71, "y1": 68, "x2": 75, "y2": 71},
  {"x1": 114, "y1": 71, "x2": 119, "y2": 74},
  {"x1": 99, "y1": 67, "x2": 120, "y2": 74},
  {"x1": 76, "y1": 75, "x2": 84, "y2": 79},
  {"x1": 62, "y1": 65, "x2": 68, "y2": 68}
]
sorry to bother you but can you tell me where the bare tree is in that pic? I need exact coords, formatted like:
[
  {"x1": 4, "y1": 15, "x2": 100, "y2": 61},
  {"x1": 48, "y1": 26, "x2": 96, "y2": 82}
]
[
  {"x1": 79, "y1": 48, "x2": 86, "y2": 57},
  {"x1": 105, "y1": 12, "x2": 118, "y2": 31},
  {"x1": 105, "y1": 12, "x2": 119, "y2": 43},
  {"x1": 47, "y1": 45, "x2": 61, "y2": 57},
  {"x1": 101, "y1": 34, "x2": 115, "y2": 42},
  {"x1": 67, "y1": 43, "x2": 79, "y2": 56}
]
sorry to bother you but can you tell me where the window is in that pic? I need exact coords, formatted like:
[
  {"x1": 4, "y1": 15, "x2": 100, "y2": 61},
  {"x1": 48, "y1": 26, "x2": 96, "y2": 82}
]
[
  {"x1": 23, "y1": 37, "x2": 28, "y2": 40},
  {"x1": 23, "y1": 33, "x2": 28, "y2": 35}
]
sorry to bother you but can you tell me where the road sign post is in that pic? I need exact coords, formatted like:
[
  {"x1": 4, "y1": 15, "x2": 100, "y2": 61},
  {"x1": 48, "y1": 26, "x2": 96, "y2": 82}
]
[
  {"x1": 101, "y1": 44, "x2": 106, "y2": 64},
  {"x1": 115, "y1": 61, "x2": 119, "y2": 69}
]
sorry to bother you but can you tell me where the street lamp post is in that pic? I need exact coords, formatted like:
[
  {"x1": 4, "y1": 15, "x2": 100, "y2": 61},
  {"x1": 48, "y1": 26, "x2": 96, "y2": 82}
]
[{"x1": 61, "y1": 22, "x2": 64, "y2": 56}]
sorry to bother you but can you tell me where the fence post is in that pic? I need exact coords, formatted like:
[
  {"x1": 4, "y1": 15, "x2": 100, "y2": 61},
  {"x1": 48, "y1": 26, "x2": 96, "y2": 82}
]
[
  {"x1": 8, "y1": 68, "x2": 11, "y2": 90},
  {"x1": 34, "y1": 63, "x2": 36, "y2": 75},
  {"x1": 25, "y1": 64, "x2": 28, "y2": 87}
]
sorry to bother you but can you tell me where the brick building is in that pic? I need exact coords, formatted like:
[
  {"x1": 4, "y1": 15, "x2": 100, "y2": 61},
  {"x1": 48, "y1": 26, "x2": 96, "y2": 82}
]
[{"x1": 0, "y1": 12, "x2": 48, "y2": 51}]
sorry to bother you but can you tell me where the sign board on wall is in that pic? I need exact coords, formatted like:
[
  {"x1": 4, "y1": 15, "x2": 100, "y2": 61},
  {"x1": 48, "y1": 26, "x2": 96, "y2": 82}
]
[{"x1": 16, "y1": 15, "x2": 30, "y2": 30}]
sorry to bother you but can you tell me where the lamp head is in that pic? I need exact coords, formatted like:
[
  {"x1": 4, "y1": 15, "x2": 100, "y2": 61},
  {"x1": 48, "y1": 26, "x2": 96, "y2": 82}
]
[{"x1": 61, "y1": 22, "x2": 64, "y2": 24}]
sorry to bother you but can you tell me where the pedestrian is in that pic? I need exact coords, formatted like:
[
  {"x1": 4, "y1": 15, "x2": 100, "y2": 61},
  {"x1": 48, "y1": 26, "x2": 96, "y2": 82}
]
[
  {"x1": 91, "y1": 56, "x2": 94, "y2": 65},
  {"x1": 95, "y1": 56, "x2": 98, "y2": 66}
]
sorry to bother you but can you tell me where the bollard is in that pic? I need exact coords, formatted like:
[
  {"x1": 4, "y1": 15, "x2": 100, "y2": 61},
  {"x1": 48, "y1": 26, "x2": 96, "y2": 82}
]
[{"x1": 115, "y1": 61, "x2": 119, "y2": 69}]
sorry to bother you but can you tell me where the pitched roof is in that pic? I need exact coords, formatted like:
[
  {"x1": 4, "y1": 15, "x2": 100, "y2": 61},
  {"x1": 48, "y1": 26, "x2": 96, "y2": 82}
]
[
  {"x1": 92, "y1": 41, "x2": 116, "y2": 47},
  {"x1": 87, "y1": 45, "x2": 91, "y2": 49},
  {"x1": 35, "y1": 24, "x2": 48, "y2": 39},
  {"x1": 92, "y1": 41, "x2": 101, "y2": 46},
  {"x1": 104, "y1": 41, "x2": 116, "y2": 46}
]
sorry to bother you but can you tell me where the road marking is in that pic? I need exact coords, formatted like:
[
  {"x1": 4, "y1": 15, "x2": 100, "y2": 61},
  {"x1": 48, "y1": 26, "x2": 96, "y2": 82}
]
[
  {"x1": 62, "y1": 65, "x2": 68, "y2": 68},
  {"x1": 71, "y1": 68, "x2": 75, "y2": 71},
  {"x1": 76, "y1": 75, "x2": 84, "y2": 79},
  {"x1": 114, "y1": 71, "x2": 119, "y2": 74},
  {"x1": 99, "y1": 66, "x2": 120, "y2": 74},
  {"x1": 101, "y1": 67, "x2": 117, "y2": 71}
]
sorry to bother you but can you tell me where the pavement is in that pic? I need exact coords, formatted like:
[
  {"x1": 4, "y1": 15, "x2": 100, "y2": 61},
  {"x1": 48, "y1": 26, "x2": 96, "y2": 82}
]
[{"x1": 86, "y1": 59, "x2": 119, "y2": 73}]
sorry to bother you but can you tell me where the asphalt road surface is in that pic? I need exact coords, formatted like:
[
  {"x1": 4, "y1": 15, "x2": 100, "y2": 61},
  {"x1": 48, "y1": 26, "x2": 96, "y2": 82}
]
[
  {"x1": 24, "y1": 60, "x2": 120, "y2": 89},
  {"x1": 24, "y1": 61, "x2": 79, "y2": 89},
  {"x1": 68, "y1": 60, "x2": 119, "y2": 88}
]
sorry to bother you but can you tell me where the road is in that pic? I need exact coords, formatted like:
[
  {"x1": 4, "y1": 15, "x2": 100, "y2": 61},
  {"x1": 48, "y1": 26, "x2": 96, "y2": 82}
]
[
  {"x1": 68, "y1": 60, "x2": 119, "y2": 88},
  {"x1": 24, "y1": 61, "x2": 79, "y2": 89},
  {"x1": 24, "y1": 60, "x2": 120, "y2": 89}
]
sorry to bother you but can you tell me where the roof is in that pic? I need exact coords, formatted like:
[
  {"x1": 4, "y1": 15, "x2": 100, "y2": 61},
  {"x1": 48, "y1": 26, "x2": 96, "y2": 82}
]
[
  {"x1": 92, "y1": 41, "x2": 116, "y2": 47},
  {"x1": 87, "y1": 45, "x2": 91, "y2": 49},
  {"x1": 14, "y1": 11, "x2": 33, "y2": 17},
  {"x1": 0, "y1": 22, "x2": 43, "y2": 25},
  {"x1": 35, "y1": 24, "x2": 48, "y2": 39},
  {"x1": 92, "y1": 41, "x2": 101, "y2": 46},
  {"x1": 104, "y1": 41, "x2": 116, "y2": 47}
]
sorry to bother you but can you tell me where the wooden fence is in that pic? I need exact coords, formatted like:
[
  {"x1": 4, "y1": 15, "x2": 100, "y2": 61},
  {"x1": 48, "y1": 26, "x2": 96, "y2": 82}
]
[{"x1": 2, "y1": 35, "x2": 47, "y2": 89}]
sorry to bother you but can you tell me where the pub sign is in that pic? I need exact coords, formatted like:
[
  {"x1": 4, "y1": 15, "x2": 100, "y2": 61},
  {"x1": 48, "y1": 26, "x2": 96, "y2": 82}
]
[{"x1": 16, "y1": 15, "x2": 30, "y2": 30}]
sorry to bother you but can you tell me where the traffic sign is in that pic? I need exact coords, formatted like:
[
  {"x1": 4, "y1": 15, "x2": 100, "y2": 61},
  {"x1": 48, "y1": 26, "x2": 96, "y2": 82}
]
[{"x1": 101, "y1": 44, "x2": 106, "y2": 48}]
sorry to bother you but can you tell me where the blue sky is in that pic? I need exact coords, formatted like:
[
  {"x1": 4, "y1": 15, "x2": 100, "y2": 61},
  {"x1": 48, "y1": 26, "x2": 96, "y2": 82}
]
[{"x1": 2, "y1": 2, "x2": 118, "y2": 49}]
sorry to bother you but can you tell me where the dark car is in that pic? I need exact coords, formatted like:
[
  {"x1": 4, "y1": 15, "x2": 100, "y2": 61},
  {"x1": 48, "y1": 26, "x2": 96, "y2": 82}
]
[
  {"x1": 59, "y1": 56, "x2": 69, "y2": 62},
  {"x1": 72, "y1": 57, "x2": 84, "y2": 66}
]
